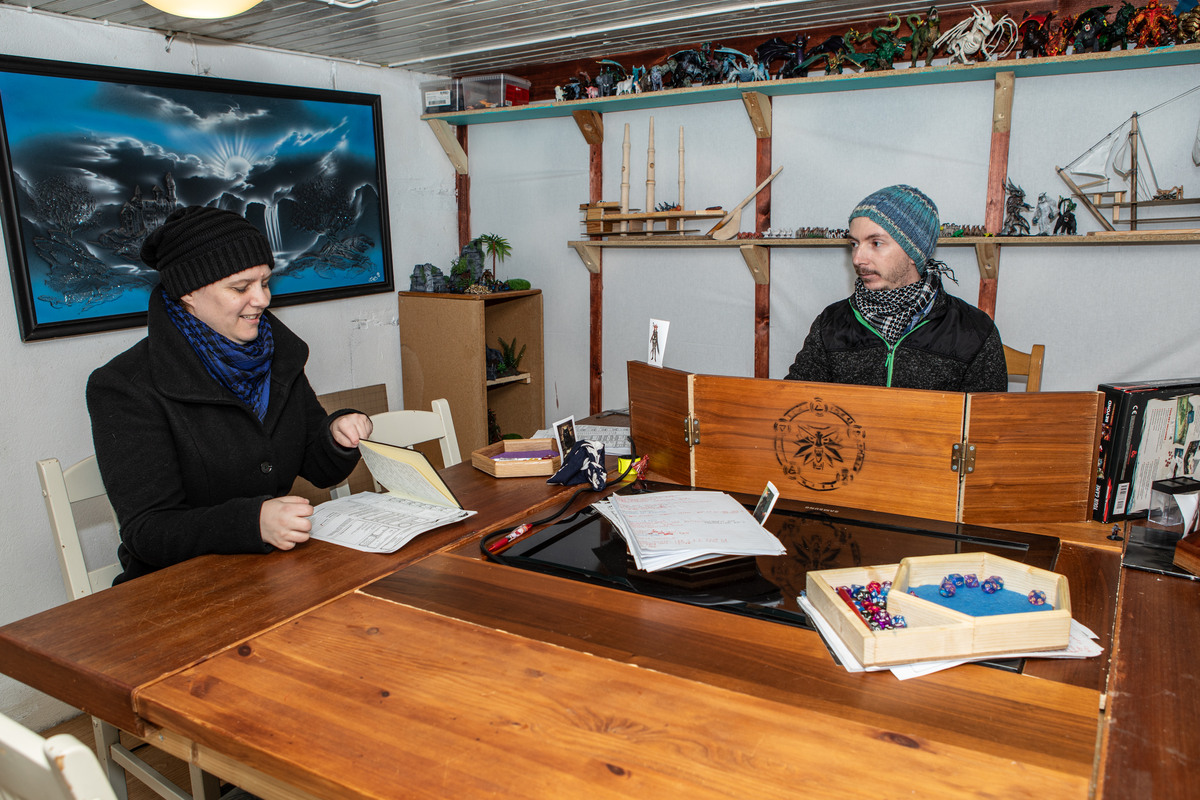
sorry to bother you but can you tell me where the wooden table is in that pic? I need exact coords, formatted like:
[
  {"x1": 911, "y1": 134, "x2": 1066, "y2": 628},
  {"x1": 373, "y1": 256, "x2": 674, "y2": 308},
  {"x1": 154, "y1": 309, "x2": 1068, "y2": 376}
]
[{"x1": 1, "y1": 463, "x2": 1195, "y2": 798}]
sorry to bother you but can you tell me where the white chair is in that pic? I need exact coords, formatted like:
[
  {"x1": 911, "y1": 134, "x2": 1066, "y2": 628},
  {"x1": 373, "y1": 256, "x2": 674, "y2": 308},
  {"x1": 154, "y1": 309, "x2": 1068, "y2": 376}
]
[
  {"x1": 36, "y1": 457, "x2": 220, "y2": 800},
  {"x1": 0, "y1": 710, "x2": 118, "y2": 800},
  {"x1": 332, "y1": 398, "x2": 462, "y2": 498}
]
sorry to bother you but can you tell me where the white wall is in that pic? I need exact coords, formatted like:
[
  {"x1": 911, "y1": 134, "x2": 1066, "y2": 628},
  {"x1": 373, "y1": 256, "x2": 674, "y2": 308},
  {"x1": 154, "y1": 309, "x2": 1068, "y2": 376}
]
[
  {"x1": 0, "y1": 7, "x2": 456, "y2": 728},
  {"x1": 468, "y1": 63, "x2": 1200, "y2": 412}
]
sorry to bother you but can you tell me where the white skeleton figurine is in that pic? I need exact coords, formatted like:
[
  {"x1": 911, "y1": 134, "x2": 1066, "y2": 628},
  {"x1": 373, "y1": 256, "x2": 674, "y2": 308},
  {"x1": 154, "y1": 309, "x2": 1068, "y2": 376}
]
[
  {"x1": 1032, "y1": 192, "x2": 1057, "y2": 235},
  {"x1": 935, "y1": 5, "x2": 1018, "y2": 64}
]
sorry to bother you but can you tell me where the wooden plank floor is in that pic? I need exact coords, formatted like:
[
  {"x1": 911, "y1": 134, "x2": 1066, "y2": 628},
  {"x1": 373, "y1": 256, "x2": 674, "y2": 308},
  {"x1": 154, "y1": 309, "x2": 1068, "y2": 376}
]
[{"x1": 41, "y1": 713, "x2": 194, "y2": 800}]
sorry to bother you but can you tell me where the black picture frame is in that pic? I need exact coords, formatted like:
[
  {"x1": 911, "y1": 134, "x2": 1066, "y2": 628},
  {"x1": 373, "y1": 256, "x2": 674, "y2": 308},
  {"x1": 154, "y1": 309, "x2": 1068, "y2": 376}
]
[{"x1": 0, "y1": 55, "x2": 393, "y2": 341}]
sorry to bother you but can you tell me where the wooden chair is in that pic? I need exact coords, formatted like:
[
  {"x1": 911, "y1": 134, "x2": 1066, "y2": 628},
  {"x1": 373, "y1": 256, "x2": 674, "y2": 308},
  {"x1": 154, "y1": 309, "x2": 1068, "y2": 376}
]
[
  {"x1": 332, "y1": 398, "x2": 462, "y2": 498},
  {"x1": 1004, "y1": 344, "x2": 1046, "y2": 393},
  {"x1": 289, "y1": 384, "x2": 391, "y2": 504},
  {"x1": 0, "y1": 710, "x2": 118, "y2": 800},
  {"x1": 36, "y1": 457, "x2": 219, "y2": 800}
]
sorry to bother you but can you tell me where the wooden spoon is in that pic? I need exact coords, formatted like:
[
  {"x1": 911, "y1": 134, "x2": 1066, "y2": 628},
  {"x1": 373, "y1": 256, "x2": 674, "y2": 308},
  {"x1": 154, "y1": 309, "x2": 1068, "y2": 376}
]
[{"x1": 708, "y1": 166, "x2": 783, "y2": 240}]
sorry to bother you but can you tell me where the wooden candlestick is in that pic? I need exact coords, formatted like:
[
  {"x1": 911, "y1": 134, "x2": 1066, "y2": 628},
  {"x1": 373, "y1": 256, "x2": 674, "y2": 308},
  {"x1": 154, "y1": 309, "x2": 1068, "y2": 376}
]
[
  {"x1": 646, "y1": 117, "x2": 656, "y2": 212},
  {"x1": 620, "y1": 122, "x2": 631, "y2": 233}
]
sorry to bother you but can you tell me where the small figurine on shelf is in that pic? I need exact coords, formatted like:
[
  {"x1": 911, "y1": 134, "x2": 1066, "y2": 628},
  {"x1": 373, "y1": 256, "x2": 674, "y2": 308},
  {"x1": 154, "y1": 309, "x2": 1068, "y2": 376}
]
[
  {"x1": 904, "y1": 7, "x2": 942, "y2": 67},
  {"x1": 1032, "y1": 192, "x2": 1057, "y2": 235},
  {"x1": 756, "y1": 33, "x2": 810, "y2": 78},
  {"x1": 1017, "y1": 11, "x2": 1057, "y2": 58},
  {"x1": 1001, "y1": 179, "x2": 1032, "y2": 236},
  {"x1": 485, "y1": 346, "x2": 503, "y2": 381},
  {"x1": 934, "y1": 5, "x2": 1018, "y2": 64},
  {"x1": 1179, "y1": 8, "x2": 1200, "y2": 43},
  {"x1": 1054, "y1": 197, "x2": 1078, "y2": 235},
  {"x1": 859, "y1": 15, "x2": 906, "y2": 71},
  {"x1": 1129, "y1": 0, "x2": 1179, "y2": 48}
]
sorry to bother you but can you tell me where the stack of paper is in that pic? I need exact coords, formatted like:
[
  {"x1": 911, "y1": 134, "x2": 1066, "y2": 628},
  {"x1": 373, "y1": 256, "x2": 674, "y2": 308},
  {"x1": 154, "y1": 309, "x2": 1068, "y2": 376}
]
[{"x1": 594, "y1": 490, "x2": 785, "y2": 571}]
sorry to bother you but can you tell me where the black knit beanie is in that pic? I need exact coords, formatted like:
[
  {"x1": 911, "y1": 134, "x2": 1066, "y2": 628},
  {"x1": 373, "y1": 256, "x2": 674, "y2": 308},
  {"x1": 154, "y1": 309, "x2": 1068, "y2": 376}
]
[{"x1": 141, "y1": 206, "x2": 275, "y2": 299}]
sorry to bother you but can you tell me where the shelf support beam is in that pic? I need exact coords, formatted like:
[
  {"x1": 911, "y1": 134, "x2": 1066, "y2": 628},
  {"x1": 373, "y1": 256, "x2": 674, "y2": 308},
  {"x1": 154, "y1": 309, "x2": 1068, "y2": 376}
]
[
  {"x1": 740, "y1": 244, "x2": 770, "y2": 284},
  {"x1": 427, "y1": 119, "x2": 468, "y2": 175},
  {"x1": 741, "y1": 91, "x2": 772, "y2": 139},
  {"x1": 573, "y1": 242, "x2": 602, "y2": 273},
  {"x1": 572, "y1": 110, "x2": 604, "y2": 145},
  {"x1": 975, "y1": 242, "x2": 1000, "y2": 281},
  {"x1": 980, "y1": 71, "x2": 1015, "y2": 319}
]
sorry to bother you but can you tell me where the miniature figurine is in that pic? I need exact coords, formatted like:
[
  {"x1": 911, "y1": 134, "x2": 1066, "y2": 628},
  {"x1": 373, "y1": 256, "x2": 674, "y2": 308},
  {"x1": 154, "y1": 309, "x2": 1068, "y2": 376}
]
[
  {"x1": 716, "y1": 47, "x2": 770, "y2": 82},
  {"x1": 1032, "y1": 192, "x2": 1057, "y2": 235},
  {"x1": 1178, "y1": 8, "x2": 1200, "y2": 42},
  {"x1": 904, "y1": 7, "x2": 942, "y2": 67},
  {"x1": 1001, "y1": 179, "x2": 1032, "y2": 235},
  {"x1": 934, "y1": 5, "x2": 1018, "y2": 64},
  {"x1": 1054, "y1": 197, "x2": 1078, "y2": 235},
  {"x1": 858, "y1": 15, "x2": 906, "y2": 71},
  {"x1": 1018, "y1": 11, "x2": 1057, "y2": 58},
  {"x1": 798, "y1": 33, "x2": 858, "y2": 74},
  {"x1": 1106, "y1": 2, "x2": 1141, "y2": 49},
  {"x1": 1129, "y1": 0, "x2": 1179, "y2": 48},
  {"x1": 756, "y1": 33, "x2": 810, "y2": 78}
]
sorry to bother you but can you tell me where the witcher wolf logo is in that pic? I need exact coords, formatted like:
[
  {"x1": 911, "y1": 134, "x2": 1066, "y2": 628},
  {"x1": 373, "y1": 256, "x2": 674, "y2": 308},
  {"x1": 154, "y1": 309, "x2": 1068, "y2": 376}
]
[{"x1": 774, "y1": 398, "x2": 866, "y2": 491}]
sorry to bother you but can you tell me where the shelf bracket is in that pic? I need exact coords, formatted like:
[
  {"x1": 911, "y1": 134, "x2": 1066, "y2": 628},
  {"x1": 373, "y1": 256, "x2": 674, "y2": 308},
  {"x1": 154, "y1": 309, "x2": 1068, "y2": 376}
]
[
  {"x1": 572, "y1": 110, "x2": 604, "y2": 145},
  {"x1": 572, "y1": 242, "x2": 602, "y2": 273},
  {"x1": 741, "y1": 91, "x2": 772, "y2": 139},
  {"x1": 426, "y1": 119, "x2": 468, "y2": 175},
  {"x1": 739, "y1": 244, "x2": 770, "y2": 284},
  {"x1": 974, "y1": 242, "x2": 999, "y2": 281}
]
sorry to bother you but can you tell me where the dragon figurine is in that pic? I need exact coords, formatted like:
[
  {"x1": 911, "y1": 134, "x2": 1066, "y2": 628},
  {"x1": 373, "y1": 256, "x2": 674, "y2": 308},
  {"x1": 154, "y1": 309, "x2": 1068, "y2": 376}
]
[
  {"x1": 1001, "y1": 180, "x2": 1032, "y2": 236},
  {"x1": 859, "y1": 15, "x2": 906, "y2": 71},
  {"x1": 1179, "y1": 8, "x2": 1200, "y2": 42},
  {"x1": 755, "y1": 33, "x2": 810, "y2": 79},
  {"x1": 934, "y1": 5, "x2": 1018, "y2": 64},
  {"x1": 1018, "y1": 10, "x2": 1057, "y2": 58},
  {"x1": 904, "y1": 7, "x2": 942, "y2": 67}
]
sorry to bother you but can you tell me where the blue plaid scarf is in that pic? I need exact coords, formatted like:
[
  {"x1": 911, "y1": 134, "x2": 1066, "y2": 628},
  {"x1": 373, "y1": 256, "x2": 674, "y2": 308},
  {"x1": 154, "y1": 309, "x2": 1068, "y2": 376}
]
[{"x1": 163, "y1": 288, "x2": 274, "y2": 421}]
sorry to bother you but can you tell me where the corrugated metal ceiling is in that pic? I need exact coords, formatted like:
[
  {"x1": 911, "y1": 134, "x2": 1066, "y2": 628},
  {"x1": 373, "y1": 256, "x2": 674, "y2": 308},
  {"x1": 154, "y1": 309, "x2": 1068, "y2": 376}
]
[{"x1": 2, "y1": 0, "x2": 986, "y2": 78}]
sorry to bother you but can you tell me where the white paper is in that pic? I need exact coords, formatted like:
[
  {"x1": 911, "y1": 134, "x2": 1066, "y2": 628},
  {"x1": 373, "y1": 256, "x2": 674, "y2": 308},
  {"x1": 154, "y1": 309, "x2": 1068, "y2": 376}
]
[
  {"x1": 596, "y1": 490, "x2": 785, "y2": 571},
  {"x1": 309, "y1": 491, "x2": 474, "y2": 553},
  {"x1": 648, "y1": 318, "x2": 669, "y2": 367},
  {"x1": 534, "y1": 424, "x2": 632, "y2": 456},
  {"x1": 358, "y1": 444, "x2": 455, "y2": 507}
]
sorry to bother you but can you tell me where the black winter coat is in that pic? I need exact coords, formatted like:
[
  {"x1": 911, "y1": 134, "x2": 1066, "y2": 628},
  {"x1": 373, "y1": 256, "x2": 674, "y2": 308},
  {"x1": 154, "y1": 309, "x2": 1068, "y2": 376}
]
[
  {"x1": 785, "y1": 290, "x2": 1009, "y2": 392},
  {"x1": 87, "y1": 290, "x2": 360, "y2": 584}
]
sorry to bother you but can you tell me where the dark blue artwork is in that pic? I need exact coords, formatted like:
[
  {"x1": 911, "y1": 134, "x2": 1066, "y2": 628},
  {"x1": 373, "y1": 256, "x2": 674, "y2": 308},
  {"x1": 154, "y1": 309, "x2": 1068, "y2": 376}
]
[{"x1": 0, "y1": 57, "x2": 391, "y2": 340}]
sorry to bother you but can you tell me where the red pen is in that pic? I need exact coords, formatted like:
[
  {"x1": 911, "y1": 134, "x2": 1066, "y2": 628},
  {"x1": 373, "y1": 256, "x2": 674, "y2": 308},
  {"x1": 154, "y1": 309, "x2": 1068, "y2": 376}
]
[{"x1": 487, "y1": 523, "x2": 533, "y2": 553}]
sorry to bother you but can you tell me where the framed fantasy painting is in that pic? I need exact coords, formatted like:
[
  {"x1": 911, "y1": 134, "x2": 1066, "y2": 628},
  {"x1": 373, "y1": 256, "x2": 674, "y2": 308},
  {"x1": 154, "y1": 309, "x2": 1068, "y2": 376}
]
[{"x1": 0, "y1": 55, "x2": 392, "y2": 341}]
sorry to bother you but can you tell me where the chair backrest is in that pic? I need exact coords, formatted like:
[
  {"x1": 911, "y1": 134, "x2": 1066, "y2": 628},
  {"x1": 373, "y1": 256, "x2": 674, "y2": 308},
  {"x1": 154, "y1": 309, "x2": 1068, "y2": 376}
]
[
  {"x1": 371, "y1": 398, "x2": 462, "y2": 468},
  {"x1": 332, "y1": 398, "x2": 462, "y2": 498},
  {"x1": 0, "y1": 711, "x2": 118, "y2": 800},
  {"x1": 36, "y1": 457, "x2": 121, "y2": 600},
  {"x1": 1003, "y1": 344, "x2": 1045, "y2": 393}
]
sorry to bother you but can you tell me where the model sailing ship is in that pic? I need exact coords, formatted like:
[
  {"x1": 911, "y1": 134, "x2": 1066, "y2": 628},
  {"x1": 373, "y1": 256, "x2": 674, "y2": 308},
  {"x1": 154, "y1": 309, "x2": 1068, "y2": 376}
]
[{"x1": 1057, "y1": 85, "x2": 1200, "y2": 234}]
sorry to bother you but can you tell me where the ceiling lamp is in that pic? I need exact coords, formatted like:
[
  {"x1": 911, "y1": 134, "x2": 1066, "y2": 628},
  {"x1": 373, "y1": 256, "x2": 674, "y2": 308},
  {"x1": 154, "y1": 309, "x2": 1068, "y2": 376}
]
[{"x1": 143, "y1": 0, "x2": 265, "y2": 18}]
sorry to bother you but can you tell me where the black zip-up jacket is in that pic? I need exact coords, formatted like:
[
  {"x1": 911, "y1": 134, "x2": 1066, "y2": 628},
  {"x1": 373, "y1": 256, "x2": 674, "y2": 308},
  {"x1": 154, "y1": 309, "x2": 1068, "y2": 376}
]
[
  {"x1": 785, "y1": 290, "x2": 1009, "y2": 392},
  {"x1": 87, "y1": 289, "x2": 361, "y2": 584}
]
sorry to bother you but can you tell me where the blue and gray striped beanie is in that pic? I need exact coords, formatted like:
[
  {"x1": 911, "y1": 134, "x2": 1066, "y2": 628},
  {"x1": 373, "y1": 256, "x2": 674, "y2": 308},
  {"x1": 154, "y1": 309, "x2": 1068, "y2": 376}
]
[{"x1": 849, "y1": 185, "x2": 940, "y2": 274}]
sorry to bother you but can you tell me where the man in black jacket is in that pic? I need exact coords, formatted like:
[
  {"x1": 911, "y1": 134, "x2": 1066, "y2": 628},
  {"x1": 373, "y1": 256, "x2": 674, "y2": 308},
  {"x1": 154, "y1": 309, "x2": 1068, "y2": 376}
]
[{"x1": 786, "y1": 184, "x2": 1008, "y2": 392}]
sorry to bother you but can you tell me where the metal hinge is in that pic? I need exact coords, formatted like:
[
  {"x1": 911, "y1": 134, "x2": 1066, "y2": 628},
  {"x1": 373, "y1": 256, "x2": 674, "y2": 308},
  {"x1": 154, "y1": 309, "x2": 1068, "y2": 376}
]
[
  {"x1": 684, "y1": 415, "x2": 700, "y2": 446},
  {"x1": 950, "y1": 441, "x2": 976, "y2": 475}
]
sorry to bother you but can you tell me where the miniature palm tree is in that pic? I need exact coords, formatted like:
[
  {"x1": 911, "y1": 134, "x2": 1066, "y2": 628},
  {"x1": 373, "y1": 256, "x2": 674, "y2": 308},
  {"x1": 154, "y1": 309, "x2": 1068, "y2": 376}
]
[{"x1": 475, "y1": 233, "x2": 511, "y2": 279}]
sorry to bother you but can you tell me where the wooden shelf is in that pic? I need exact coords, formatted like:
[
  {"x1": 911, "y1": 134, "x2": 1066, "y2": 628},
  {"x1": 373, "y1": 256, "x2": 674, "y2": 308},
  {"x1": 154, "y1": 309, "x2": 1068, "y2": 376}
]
[
  {"x1": 425, "y1": 44, "x2": 1200, "y2": 127},
  {"x1": 486, "y1": 372, "x2": 532, "y2": 387},
  {"x1": 570, "y1": 232, "x2": 1200, "y2": 250}
]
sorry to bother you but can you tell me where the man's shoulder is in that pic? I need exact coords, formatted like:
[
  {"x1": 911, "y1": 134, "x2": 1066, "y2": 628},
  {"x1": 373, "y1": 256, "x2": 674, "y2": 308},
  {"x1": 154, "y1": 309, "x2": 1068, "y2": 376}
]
[{"x1": 934, "y1": 291, "x2": 998, "y2": 334}]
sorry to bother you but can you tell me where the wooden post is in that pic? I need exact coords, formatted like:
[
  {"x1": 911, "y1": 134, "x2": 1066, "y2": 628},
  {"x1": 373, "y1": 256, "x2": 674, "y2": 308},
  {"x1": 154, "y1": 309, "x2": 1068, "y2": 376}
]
[
  {"x1": 754, "y1": 130, "x2": 772, "y2": 379},
  {"x1": 678, "y1": 126, "x2": 685, "y2": 210},
  {"x1": 456, "y1": 124, "x2": 470, "y2": 253},
  {"x1": 646, "y1": 117, "x2": 656, "y2": 214},
  {"x1": 980, "y1": 71, "x2": 1015, "y2": 319},
  {"x1": 620, "y1": 123, "x2": 630, "y2": 234}
]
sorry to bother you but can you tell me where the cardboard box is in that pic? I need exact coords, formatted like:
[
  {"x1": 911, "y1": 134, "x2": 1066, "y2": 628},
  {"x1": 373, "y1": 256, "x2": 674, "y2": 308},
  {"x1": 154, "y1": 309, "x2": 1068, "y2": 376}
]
[
  {"x1": 420, "y1": 78, "x2": 462, "y2": 114},
  {"x1": 461, "y1": 73, "x2": 531, "y2": 109},
  {"x1": 1093, "y1": 378, "x2": 1200, "y2": 522}
]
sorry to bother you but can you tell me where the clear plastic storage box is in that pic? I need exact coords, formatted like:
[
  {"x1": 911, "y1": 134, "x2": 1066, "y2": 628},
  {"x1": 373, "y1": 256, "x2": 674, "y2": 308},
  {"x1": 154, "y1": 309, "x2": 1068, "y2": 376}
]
[
  {"x1": 461, "y1": 73, "x2": 531, "y2": 110},
  {"x1": 421, "y1": 78, "x2": 462, "y2": 114}
]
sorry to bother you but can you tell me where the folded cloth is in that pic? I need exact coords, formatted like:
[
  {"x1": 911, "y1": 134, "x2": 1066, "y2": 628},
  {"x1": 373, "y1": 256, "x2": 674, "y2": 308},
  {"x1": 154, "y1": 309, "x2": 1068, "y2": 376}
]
[{"x1": 547, "y1": 441, "x2": 606, "y2": 491}]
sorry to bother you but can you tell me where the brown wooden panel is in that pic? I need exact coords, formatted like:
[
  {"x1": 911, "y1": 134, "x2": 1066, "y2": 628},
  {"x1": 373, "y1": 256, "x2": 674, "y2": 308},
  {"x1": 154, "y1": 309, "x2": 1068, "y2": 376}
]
[
  {"x1": 0, "y1": 462, "x2": 591, "y2": 734},
  {"x1": 1021, "y1": 542, "x2": 1119, "y2": 692},
  {"x1": 692, "y1": 375, "x2": 966, "y2": 521},
  {"x1": 289, "y1": 383, "x2": 389, "y2": 505},
  {"x1": 628, "y1": 360, "x2": 691, "y2": 485},
  {"x1": 1098, "y1": 568, "x2": 1200, "y2": 799},
  {"x1": 137, "y1": 588, "x2": 1094, "y2": 799},
  {"x1": 963, "y1": 392, "x2": 1102, "y2": 524}
]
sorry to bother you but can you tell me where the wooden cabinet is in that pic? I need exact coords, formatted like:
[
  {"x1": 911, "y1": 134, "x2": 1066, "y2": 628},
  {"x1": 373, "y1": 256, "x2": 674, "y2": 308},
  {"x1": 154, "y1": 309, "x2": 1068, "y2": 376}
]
[{"x1": 398, "y1": 290, "x2": 544, "y2": 459}]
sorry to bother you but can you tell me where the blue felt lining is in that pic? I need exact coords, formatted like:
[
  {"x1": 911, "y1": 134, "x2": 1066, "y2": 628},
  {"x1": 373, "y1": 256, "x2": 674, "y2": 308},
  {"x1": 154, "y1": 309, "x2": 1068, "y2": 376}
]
[{"x1": 910, "y1": 584, "x2": 1054, "y2": 615}]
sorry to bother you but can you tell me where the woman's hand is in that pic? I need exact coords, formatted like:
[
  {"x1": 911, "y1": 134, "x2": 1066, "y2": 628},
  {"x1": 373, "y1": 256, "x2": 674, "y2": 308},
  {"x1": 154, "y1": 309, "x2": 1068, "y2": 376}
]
[
  {"x1": 260, "y1": 495, "x2": 314, "y2": 550},
  {"x1": 331, "y1": 413, "x2": 373, "y2": 449}
]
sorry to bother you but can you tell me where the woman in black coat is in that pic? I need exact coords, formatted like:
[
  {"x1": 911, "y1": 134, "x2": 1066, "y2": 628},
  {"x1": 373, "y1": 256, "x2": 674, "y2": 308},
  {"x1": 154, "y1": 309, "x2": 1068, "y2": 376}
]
[{"x1": 87, "y1": 206, "x2": 373, "y2": 584}]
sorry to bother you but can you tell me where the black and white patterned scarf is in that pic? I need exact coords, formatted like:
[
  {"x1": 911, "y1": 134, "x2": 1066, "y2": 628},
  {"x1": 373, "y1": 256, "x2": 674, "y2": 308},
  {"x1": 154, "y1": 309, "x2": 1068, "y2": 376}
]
[
  {"x1": 163, "y1": 288, "x2": 274, "y2": 421},
  {"x1": 852, "y1": 263, "x2": 955, "y2": 345}
]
